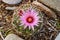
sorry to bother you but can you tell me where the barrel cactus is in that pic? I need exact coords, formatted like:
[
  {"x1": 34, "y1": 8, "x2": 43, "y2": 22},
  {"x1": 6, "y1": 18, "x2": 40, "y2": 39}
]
[{"x1": 12, "y1": 3, "x2": 44, "y2": 38}]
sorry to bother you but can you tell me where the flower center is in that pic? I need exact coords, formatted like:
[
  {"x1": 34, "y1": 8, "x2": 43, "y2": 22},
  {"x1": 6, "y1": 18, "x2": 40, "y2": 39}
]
[{"x1": 26, "y1": 16, "x2": 34, "y2": 23}]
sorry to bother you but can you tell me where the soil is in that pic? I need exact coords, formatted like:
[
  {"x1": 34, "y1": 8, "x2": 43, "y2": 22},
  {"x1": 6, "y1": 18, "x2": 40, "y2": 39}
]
[{"x1": 0, "y1": 0, "x2": 60, "y2": 40}]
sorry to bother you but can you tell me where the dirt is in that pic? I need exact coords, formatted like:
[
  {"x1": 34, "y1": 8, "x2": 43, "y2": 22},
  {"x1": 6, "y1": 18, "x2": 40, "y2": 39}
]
[{"x1": 0, "y1": 0, "x2": 60, "y2": 40}]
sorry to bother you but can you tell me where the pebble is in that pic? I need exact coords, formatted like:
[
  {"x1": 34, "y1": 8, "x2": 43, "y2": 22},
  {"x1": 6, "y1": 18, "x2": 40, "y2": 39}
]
[
  {"x1": 5, "y1": 7, "x2": 17, "y2": 10},
  {"x1": 4, "y1": 34, "x2": 24, "y2": 40},
  {"x1": 2, "y1": 0, "x2": 22, "y2": 4}
]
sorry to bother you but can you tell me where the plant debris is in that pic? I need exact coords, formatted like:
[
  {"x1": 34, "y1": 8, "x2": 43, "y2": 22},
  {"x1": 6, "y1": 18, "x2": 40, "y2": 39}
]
[{"x1": 0, "y1": 0, "x2": 60, "y2": 40}]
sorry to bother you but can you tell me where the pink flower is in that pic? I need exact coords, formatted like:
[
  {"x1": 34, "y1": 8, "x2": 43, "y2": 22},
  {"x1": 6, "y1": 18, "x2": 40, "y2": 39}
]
[{"x1": 20, "y1": 9, "x2": 40, "y2": 31}]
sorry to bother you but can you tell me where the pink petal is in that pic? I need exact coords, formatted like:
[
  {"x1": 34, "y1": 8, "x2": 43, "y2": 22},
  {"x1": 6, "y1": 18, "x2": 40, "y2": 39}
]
[{"x1": 31, "y1": 26, "x2": 34, "y2": 31}]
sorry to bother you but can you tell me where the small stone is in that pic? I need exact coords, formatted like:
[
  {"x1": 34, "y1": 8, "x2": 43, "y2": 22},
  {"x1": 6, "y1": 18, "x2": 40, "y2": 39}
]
[
  {"x1": 4, "y1": 34, "x2": 24, "y2": 40},
  {"x1": 5, "y1": 7, "x2": 17, "y2": 10},
  {"x1": 2, "y1": 0, "x2": 22, "y2": 4}
]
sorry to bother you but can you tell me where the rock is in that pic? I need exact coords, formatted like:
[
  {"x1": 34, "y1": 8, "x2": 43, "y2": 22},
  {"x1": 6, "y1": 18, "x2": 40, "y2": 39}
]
[
  {"x1": 32, "y1": 1, "x2": 57, "y2": 19},
  {"x1": 5, "y1": 7, "x2": 17, "y2": 10},
  {"x1": 39, "y1": 0, "x2": 60, "y2": 11},
  {"x1": 55, "y1": 33, "x2": 60, "y2": 40},
  {"x1": 38, "y1": 0, "x2": 60, "y2": 17},
  {"x1": 4, "y1": 34, "x2": 24, "y2": 40},
  {"x1": 2, "y1": 0, "x2": 22, "y2": 4}
]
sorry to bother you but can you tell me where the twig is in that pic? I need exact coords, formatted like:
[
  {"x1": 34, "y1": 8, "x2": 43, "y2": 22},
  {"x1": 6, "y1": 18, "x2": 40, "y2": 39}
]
[
  {"x1": 0, "y1": 32, "x2": 4, "y2": 40},
  {"x1": 47, "y1": 21, "x2": 57, "y2": 32}
]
